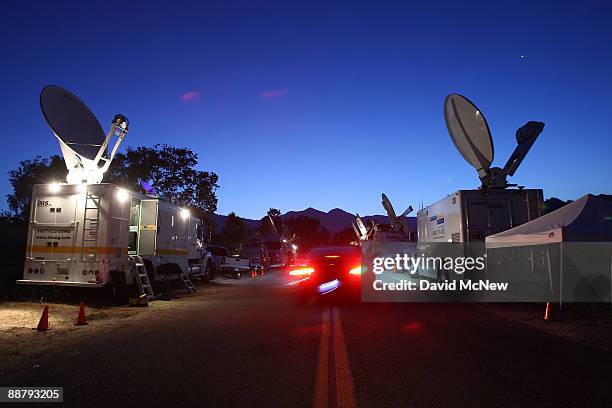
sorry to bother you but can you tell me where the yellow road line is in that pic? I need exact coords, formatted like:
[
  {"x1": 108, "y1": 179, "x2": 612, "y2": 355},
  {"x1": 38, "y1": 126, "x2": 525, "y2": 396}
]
[
  {"x1": 313, "y1": 307, "x2": 330, "y2": 408},
  {"x1": 332, "y1": 307, "x2": 357, "y2": 408},
  {"x1": 313, "y1": 307, "x2": 358, "y2": 408}
]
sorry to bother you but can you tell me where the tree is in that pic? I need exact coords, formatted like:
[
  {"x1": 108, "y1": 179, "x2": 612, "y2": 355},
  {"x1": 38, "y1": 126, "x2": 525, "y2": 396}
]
[
  {"x1": 6, "y1": 155, "x2": 67, "y2": 220},
  {"x1": 217, "y1": 212, "x2": 250, "y2": 255},
  {"x1": 5, "y1": 145, "x2": 219, "y2": 222},
  {"x1": 331, "y1": 227, "x2": 358, "y2": 246},
  {"x1": 542, "y1": 197, "x2": 572, "y2": 214},
  {"x1": 107, "y1": 144, "x2": 219, "y2": 217},
  {"x1": 259, "y1": 208, "x2": 283, "y2": 236},
  {"x1": 284, "y1": 215, "x2": 330, "y2": 250}
]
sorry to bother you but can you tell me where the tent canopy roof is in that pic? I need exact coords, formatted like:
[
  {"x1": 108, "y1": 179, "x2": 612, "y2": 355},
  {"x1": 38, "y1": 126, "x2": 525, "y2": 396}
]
[{"x1": 486, "y1": 194, "x2": 612, "y2": 248}]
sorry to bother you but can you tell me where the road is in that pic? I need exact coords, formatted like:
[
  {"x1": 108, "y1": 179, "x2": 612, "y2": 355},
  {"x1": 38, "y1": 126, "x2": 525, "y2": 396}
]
[{"x1": 1, "y1": 270, "x2": 611, "y2": 407}]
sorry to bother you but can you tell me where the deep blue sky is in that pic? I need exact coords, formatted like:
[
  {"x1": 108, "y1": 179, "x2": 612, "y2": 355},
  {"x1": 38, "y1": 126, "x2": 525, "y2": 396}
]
[{"x1": 1, "y1": 1, "x2": 611, "y2": 219}]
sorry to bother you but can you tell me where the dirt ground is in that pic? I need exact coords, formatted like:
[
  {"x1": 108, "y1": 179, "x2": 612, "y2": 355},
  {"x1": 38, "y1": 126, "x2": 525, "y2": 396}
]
[
  {"x1": 2, "y1": 279, "x2": 610, "y2": 373},
  {"x1": 481, "y1": 303, "x2": 612, "y2": 352},
  {"x1": 0, "y1": 278, "x2": 246, "y2": 371}
]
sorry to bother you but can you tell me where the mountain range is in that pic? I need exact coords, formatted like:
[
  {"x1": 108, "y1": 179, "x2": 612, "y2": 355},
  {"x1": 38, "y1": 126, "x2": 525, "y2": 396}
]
[
  {"x1": 212, "y1": 195, "x2": 599, "y2": 235},
  {"x1": 213, "y1": 207, "x2": 411, "y2": 235}
]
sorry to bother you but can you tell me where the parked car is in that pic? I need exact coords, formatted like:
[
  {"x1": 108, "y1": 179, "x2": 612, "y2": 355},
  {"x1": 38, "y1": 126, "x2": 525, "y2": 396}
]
[{"x1": 208, "y1": 245, "x2": 251, "y2": 279}]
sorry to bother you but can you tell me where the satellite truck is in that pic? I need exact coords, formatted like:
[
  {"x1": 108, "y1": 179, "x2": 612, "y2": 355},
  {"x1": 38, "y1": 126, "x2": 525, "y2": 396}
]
[
  {"x1": 416, "y1": 94, "x2": 545, "y2": 280},
  {"x1": 17, "y1": 85, "x2": 214, "y2": 303}
]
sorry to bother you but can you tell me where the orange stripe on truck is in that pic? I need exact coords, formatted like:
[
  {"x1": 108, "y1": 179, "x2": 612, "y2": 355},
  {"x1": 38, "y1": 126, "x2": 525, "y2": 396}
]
[{"x1": 29, "y1": 246, "x2": 127, "y2": 254}]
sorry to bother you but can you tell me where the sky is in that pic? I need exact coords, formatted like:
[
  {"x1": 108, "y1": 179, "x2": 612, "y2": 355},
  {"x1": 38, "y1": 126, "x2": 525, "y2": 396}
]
[{"x1": 1, "y1": 1, "x2": 611, "y2": 219}]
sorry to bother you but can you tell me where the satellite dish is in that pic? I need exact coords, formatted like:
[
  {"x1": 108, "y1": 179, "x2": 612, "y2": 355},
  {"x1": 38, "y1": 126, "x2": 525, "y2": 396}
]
[
  {"x1": 351, "y1": 222, "x2": 362, "y2": 239},
  {"x1": 381, "y1": 193, "x2": 412, "y2": 235},
  {"x1": 444, "y1": 93, "x2": 544, "y2": 189},
  {"x1": 444, "y1": 94, "x2": 494, "y2": 179},
  {"x1": 355, "y1": 214, "x2": 368, "y2": 240},
  {"x1": 40, "y1": 85, "x2": 128, "y2": 184}
]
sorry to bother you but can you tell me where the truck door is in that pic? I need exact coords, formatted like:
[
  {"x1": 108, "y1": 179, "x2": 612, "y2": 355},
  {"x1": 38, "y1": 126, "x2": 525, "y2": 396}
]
[
  {"x1": 487, "y1": 200, "x2": 512, "y2": 235},
  {"x1": 138, "y1": 200, "x2": 158, "y2": 255},
  {"x1": 30, "y1": 193, "x2": 78, "y2": 262},
  {"x1": 466, "y1": 199, "x2": 512, "y2": 242},
  {"x1": 128, "y1": 198, "x2": 141, "y2": 254}
]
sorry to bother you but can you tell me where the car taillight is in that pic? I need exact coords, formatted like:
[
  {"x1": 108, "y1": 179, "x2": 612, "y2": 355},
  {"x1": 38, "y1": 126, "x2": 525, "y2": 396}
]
[
  {"x1": 349, "y1": 265, "x2": 363, "y2": 275},
  {"x1": 289, "y1": 266, "x2": 315, "y2": 276}
]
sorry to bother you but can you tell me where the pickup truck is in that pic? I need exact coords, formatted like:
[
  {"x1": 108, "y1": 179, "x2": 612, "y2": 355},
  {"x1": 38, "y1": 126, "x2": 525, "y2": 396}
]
[
  {"x1": 221, "y1": 255, "x2": 251, "y2": 279},
  {"x1": 207, "y1": 245, "x2": 251, "y2": 279},
  {"x1": 240, "y1": 241, "x2": 270, "y2": 275}
]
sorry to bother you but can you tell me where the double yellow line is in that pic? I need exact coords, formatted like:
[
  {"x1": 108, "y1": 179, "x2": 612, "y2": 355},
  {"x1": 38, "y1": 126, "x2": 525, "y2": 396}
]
[{"x1": 313, "y1": 307, "x2": 357, "y2": 408}]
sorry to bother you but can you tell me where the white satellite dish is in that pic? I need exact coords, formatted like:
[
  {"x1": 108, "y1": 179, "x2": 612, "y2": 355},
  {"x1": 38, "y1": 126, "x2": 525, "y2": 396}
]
[
  {"x1": 355, "y1": 214, "x2": 368, "y2": 240},
  {"x1": 40, "y1": 85, "x2": 128, "y2": 184},
  {"x1": 444, "y1": 93, "x2": 544, "y2": 188},
  {"x1": 381, "y1": 193, "x2": 412, "y2": 235},
  {"x1": 444, "y1": 94, "x2": 494, "y2": 180}
]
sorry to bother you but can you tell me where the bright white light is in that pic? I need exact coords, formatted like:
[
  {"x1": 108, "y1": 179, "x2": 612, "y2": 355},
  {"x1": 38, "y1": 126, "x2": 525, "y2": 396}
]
[
  {"x1": 116, "y1": 189, "x2": 129, "y2": 203},
  {"x1": 76, "y1": 183, "x2": 87, "y2": 193},
  {"x1": 180, "y1": 208, "x2": 190, "y2": 220},
  {"x1": 292, "y1": 244, "x2": 298, "y2": 251},
  {"x1": 48, "y1": 183, "x2": 61, "y2": 193}
]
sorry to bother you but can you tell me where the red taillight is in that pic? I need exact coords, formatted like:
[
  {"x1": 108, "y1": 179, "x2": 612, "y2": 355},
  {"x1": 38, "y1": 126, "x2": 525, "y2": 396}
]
[
  {"x1": 349, "y1": 265, "x2": 363, "y2": 275},
  {"x1": 289, "y1": 266, "x2": 315, "y2": 276}
]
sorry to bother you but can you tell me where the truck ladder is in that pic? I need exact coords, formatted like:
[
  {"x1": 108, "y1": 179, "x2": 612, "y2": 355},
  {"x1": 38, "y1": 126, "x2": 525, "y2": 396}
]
[
  {"x1": 181, "y1": 272, "x2": 197, "y2": 294},
  {"x1": 81, "y1": 185, "x2": 101, "y2": 262},
  {"x1": 130, "y1": 255, "x2": 155, "y2": 300}
]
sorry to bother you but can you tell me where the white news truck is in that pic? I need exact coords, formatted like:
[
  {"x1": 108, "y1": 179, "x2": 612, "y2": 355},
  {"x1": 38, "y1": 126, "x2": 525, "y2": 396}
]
[
  {"x1": 18, "y1": 183, "x2": 213, "y2": 302},
  {"x1": 416, "y1": 188, "x2": 543, "y2": 279},
  {"x1": 414, "y1": 94, "x2": 547, "y2": 281}
]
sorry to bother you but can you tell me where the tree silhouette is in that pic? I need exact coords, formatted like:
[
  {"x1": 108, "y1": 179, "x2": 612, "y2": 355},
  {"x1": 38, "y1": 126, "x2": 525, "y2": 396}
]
[
  {"x1": 5, "y1": 145, "x2": 219, "y2": 222},
  {"x1": 331, "y1": 227, "x2": 358, "y2": 246},
  {"x1": 6, "y1": 155, "x2": 67, "y2": 220},
  {"x1": 218, "y1": 212, "x2": 250, "y2": 255},
  {"x1": 259, "y1": 208, "x2": 283, "y2": 236},
  {"x1": 284, "y1": 215, "x2": 330, "y2": 250}
]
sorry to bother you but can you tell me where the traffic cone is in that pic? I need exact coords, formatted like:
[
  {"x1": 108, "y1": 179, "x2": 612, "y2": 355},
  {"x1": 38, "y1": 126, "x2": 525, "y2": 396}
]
[
  {"x1": 544, "y1": 302, "x2": 553, "y2": 321},
  {"x1": 36, "y1": 305, "x2": 50, "y2": 331},
  {"x1": 75, "y1": 302, "x2": 88, "y2": 325}
]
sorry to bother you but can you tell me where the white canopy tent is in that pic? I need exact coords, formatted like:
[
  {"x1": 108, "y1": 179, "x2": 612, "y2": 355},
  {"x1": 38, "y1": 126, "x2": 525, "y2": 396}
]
[
  {"x1": 485, "y1": 194, "x2": 612, "y2": 305},
  {"x1": 486, "y1": 194, "x2": 612, "y2": 248}
]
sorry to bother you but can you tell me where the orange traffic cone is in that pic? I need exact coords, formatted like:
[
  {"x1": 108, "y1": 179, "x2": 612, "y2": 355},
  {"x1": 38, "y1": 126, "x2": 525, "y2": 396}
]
[
  {"x1": 36, "y1": 305, "x2": 50, "y2": 331},
  {"x1": 75, "y1": 302, "x2": 88, "y2": 326},
  {"x1": 544, "y1": 302, "x2": 553, "y2": 321}
]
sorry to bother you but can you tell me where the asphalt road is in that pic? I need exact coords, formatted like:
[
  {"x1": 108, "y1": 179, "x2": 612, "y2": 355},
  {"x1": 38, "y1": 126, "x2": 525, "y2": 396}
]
[{"x1": 1, "y1": 270, "x2": 611, "y2": 407}]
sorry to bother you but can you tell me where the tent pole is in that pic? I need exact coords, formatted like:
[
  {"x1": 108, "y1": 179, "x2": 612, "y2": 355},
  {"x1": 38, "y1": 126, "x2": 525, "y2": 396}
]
[
  {"x1": 546, "y1": 248, "x2": 553, "y2": 294},
  {"x1": 559, "y1": 243, "x2": 564, "y2": 321}
]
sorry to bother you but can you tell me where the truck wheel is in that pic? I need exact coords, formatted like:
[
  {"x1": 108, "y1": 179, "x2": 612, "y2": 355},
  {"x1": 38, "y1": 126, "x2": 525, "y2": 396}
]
[
  {"x1": 110, "y1": 270, "x2": 129, "y2": 306},
  {"x1": 208, "y1": 261, "x2": 215, "y2": 281},
  {"x1": 202, "y1": 262, "x2": 212, "y2": 282}
]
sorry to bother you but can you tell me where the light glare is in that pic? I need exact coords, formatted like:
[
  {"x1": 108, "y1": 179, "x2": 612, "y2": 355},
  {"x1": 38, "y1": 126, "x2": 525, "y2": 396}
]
[
  {"x1": 48, "y1": 183, "x2": 61, "y2": 193},
  {"x1": 349, "y1": 265, "x2": 363, "y2": 275},
  {"x1": 116, "y1": 189, "x2": 129, "y2": 203}
]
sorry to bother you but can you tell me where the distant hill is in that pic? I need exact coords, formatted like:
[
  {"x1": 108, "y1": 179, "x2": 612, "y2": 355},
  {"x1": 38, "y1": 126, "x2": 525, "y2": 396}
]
[
  {"x1": 213, "y1": 195, "x2": 602, "y2": 234},
  {"x1": 213, "y1": 208, "x2": 415, "y2": 234}
]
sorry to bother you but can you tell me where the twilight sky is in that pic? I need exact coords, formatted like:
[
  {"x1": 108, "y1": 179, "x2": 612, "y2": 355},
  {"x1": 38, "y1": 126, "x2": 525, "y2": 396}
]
[{"x1": 1, "y1": 1, "x2": 611, "y2": 219}]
